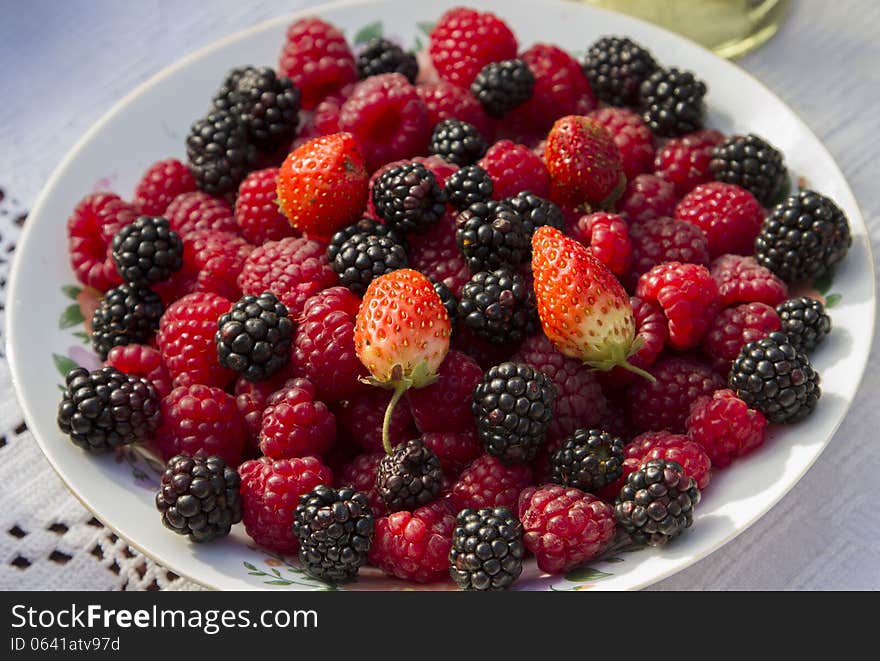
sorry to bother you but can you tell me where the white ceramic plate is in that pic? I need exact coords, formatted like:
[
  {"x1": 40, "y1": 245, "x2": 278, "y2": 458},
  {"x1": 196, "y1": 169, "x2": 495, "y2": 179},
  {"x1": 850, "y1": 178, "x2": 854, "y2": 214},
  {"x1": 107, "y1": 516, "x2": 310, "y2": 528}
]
[{"x1": 6, "y1": 0, "x2": 875, "y2": 591}]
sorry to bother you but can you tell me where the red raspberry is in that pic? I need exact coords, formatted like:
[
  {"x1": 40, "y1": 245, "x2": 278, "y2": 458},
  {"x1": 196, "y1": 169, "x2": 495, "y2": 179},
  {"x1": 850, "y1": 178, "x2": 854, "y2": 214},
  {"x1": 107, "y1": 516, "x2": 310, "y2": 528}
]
[
  {"x1": 237, "y1": 236, "x2": 338, "y2": 318},
  {"x1": 368, "y1": 504, "x2": 456, "y2": 583},
  {"x1": 595, "y1": 430, "x2": 671, "y2": 501},
  {"x1": 570, "y1": 211, "x2": 632, "y2": 276},
  {"x1": 292, "y1": 84, "x2": 354, "y2": 148},
  {"x1": 335, "y1": 387, "x2": 417, "y2": 454},
  {"x1": 449, "y1": 454, "x2": 532, "y2": 511},
  {"x1": 407, "y1": 350, "x2": 483, "y2": 434},
  {"x1": 407, "y1": 210, "x2": 470, "y2": 296},
  {"x1": 164, "y1": 191, "x2": 238, "y2": 239},
  {"x1": 291, "y1": 286, "x2": 367, "y2": 403},
  {"x1": 338, "y1": 73, "x2": 431, "y2": 172},
  {"x1": 428, "y1": 7, "x2": 517, "y2": 89},
  {"x1": 182, "y1": 230, "x2": 254, "y2": 301},
  {"x1": 278, "y1": 17, "x2": 357, "y2": 110},
  {"x1": 259, "y1": 378, "x2": 336, "y2": 459},
  {"x1": 626, "y1": 356, "x2": 725, "y2": 433},
  {"x1": 478, "y1": 139, "x2": 550, "y2": 199},
  {"x1": 654, "y1": 129, "x2": 725, "y2": 196},
  {"x1": 642, "y1": 434, "x2": 712, "y2": 491},
  {"x1": 702, "y1": 302, "x2": 781, "y2": 373},
  {"x1": 336, "y1": 452, "x2": 387, "y2": 516},
  {"x1": 518, "y1": 485, "x2": 615, "y2": 574},
  {"x1": 416, "y1": 81, "x2": 493, "y2": 140},
  {"x1": 587, "y1": 107, "x2": 654, "y2": 179},
  {"x1": 66, "y1": 192, "x2": 136, "y2": 292},
  {"x1": 422, "y1": 429, "x2": 482, "y2": 477},
  {"x1": 234, "y1": 372, "x2": 296, "y2": 449},
  {"x1": 675, "y1": 182, "x2": 764, "y2": 258},
  {"x1": 627, "y1": 216, "x2": 710, "y2": 288},
  {"x1": 617, "y1": 174, "x2": 677, "y2": 225},
  {"x1": 131, "y1": 158, "x2": 197, "y2": 216},
  {"x1": 687, "y1": 389, "x2": 767, "y2": 467},
  {"x1": 637, "y1": 261, "x2": 719, "y2": 350},
  {"x1": 105, "y1": 344, "x2": 172, "y2": 399},
  {"x1": 156, "y1": 291, "x2": 234, "y2": 389},
  {"x1": 234, "y1": 168, "x2": 298, "y2": 245},
  {"x1": 451, "y1": 324, "x2": 520, "y2": 370},
  {"x1": 239, "y1": 456, "x2": 333, "y2": 554},
  {"x1": 512, "y1": 333, "x2": 607, "y2": 442},
  {"x1": 603, "y1": 296, "x2": 669, "y2": 389},
  {"x1": 710, "y1": 254, "x2": 789, "y2": 308},
  {"x1": 155, "y1": 384, "x2": 246, "y2": 465}
]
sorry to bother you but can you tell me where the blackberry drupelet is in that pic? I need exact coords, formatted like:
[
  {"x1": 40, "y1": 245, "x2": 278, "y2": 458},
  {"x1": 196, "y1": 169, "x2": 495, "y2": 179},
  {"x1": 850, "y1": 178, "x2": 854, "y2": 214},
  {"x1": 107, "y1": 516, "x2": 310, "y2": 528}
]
[
  {"x1": 371, "y1": 162, "x2": 447, "y2": 235},
  {"x1": 472, "y1": 362, "x2": 556, "y2": 464},
  {"x1": 111, "y1": 215, "x2": 183, "y2": 286},
  {"x1": 215, "y1": 292, "x2": 294, "y2": 382},
  {"x1": 728, "y1": 331, "x2": 821, "y2": 423},
  {"x1": 186, "y1": 108, "x2": 256, "y2": 195},
  {"x1": 433, "y1": 280, "x2": 459, "y2": 326},
  {"x1": 326, "y1": 217, "x2": 403, "y2": 263},
  {"x1": 455, "y1": 200, "x2": 530, "y2": 272},
  {"x1": 754, "y1": 189, "x2": 852, "y2": 283},
  {"x1": 776, "y1": 297, "x2": 831, "y2": 352},
  {"x1": 504, "y1": 190, "x2": 565, "y2": 238},
  {"x1": 293, "y1": 485, "x2": 374, "y2": 582},
  {"x1": 449, "y1": 507, "x2": 524, "y2": 590},
  {"x1": 614, "y1": 458, "x2": 700, "y2": 547},
  {"x1": 91, "y1": 283, "x2": 164, "y2": 359},
  {"x1": 550, "y1": 428, "x2": 625, "y2": 493},
  {"x1": 155, "y1": 454, "x2": 242, "y2": 543},
  {"x1": 57, "y1": 366, "x2": 160, "y2": 453},
  {"x1": 428, "y1": 119, "x2": 487, "y2": 166},
  {"x1": 470, "y1": 59, "x2": 535, "y2": 118},
  {"x1": 445, "y1": 165, "x2": 494, "y2": 211},
  {"x1": 639, "y1": 67, "x2": 707, "y2": 137},
  {"x1": 710, "y1": 133, "x2": 788, "y2": 206},
  {"x1": 356, "y1": 37, "x2": 419, "y2": 83},
  {"x1": 582, "y1": 36, "x2": 658, "y2": 107},
  {"x1": 457, "y1": 269, "x2": 537, "y2": 344},
  {"x1": 376, "y1": 439, "x2": 443, "y2": 512},
  {"x1": 331, "y1": 232, "x2": 408, "y2": 295}
]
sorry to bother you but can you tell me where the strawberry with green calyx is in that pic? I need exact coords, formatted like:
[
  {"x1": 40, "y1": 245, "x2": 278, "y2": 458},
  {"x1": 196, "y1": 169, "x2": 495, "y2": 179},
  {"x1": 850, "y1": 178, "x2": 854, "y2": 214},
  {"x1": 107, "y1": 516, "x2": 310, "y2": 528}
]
[
  {"x1": 354, "y1": 268, "x2": 452, "y2": 454},
  {"x1": 531, "y1": 226, "x2": 654, "y2": 382}
]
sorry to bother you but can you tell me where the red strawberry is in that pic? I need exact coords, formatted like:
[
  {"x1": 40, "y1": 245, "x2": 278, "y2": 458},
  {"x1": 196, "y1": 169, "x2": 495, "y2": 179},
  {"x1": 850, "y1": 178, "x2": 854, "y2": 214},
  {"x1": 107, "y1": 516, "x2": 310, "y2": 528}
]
[
  {"x1": 544, "y1": 115, "x2": 625, "y2": 210},
  {"x1": 276, "y1": 132, "x2": 368, "y2": 240},
  {"x1": 531, "y1": 226, "x2": 653, "y2": 381},
  {"x1": 354, "y1": 269, "x2": 452, "y2": 452}
]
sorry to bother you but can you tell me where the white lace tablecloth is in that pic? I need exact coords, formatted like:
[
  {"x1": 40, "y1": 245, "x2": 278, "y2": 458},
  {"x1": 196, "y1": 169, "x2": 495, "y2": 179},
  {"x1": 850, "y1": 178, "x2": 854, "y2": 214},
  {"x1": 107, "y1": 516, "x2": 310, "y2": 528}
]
[{"x1": 1, "y1": 0, "x2": 878, "y2": 590}]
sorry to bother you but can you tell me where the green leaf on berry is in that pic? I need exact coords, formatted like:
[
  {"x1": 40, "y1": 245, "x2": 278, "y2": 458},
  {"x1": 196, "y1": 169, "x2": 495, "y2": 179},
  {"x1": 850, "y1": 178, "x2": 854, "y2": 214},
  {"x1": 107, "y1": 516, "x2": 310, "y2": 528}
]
[
  {"x1": 73, "y1": 330, "x2": 90, "y2": 344},
  {"x1": 59, "y1": 303, "x2": 84, "y2": 329},
  {"x1": 53, "y1": 353, "x2": 79, "y2": 379},
  {"x1": 416, "y1": 21, "x2": 435, "y2": 36},
  {"x1": 825, "y1": 292, "x2": 842, "y2": 308},
  {"x1": 813, "y1": 271, "x2": 834, "y2": 295},
  {"x1": 354, "y1": 21, "x2": 382, "y2": 44},
  {"x1": 413, "y1": 35, "x2": 423, "y2": 52},
  {"x1": 62, "y1": 284, "x2": 82, "y2": 300},
  {"x1": 564, "y1": 566, "x2": 613, "y2": 582}
]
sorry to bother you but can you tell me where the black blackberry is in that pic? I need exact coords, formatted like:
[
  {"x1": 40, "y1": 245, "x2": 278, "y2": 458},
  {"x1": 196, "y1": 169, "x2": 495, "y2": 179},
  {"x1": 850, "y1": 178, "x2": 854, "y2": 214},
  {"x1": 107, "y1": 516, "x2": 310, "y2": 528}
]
[
  {"x1": 776, "y1": 297, "x2": 831, "y2": 352},
  {"x1": 371, "y1": 162, "x2": 447, "y2": 235},
  {"x1": 455, "y1": 200, "x2": 530, "y2": 272},
  {"x1": 754, "y1": 189, "x2": 852, "y2": 283},
  {"x1": 582, "y1": 35, "x2": 659, "y2": 107},
  {"x1": 470, "y1": 59, "x2": 535, "y2": 118},
  {"x1": 186, "y1": 108, "x2": 256, "y2": 195},
  {"x1": 375, "y1": 439, "x2": 443, "y2": 512},
  {"x1": 614, "y1": 459, "x2": 700, "y2": 547},
  {"x1": 293, "y1": 485, "x2": 374, "y2": 583},
  {"x1": 449, "y1": 507, "x2": 524, "y2": 591},
  {"x1": 445, "y1": 164, "x2": 494, "y2": 210},
  {"x1": 326, "y1": 218, "x2": 403, "y2": 263},
  {"x1": 91, "y1": 283, "x2": 164, "y2": 359},
  {"x1": 155, "y1": 454, "x2": 242, "y2": 543},
  {"x1": 57, "y1": 366, "x2": 160, "y2": 453},
  {"x1": 504, "y1": 190, "x2": 565, "y2": 237},
  {"x1": 111, "y1": 215, "x2": 183, "y2": 286},
  {"x1": 728, "y1": 331, "x2": 821, "y2": 423},
  {"x1": 356, "y1": 37, "x2": 418, "y2": 83},
  {"x1": 331, "y1": 232, "x2": 408, "y2": 295},
  {"x1": 215, "y1": 292, "x2": 294, "y2": 382},
  {"x1": 550, "y1": 428, "x2": 625, "y2": 493},
  {"x1": 471, "y1": 362, "x2": 556, "y2": 464},
  {"x1": 428, "y1": 119, "x2": 487, "y2": 166},
  {"x1": 213, "y1": 66, "x2": 301, "y2": 149},
  {"x1": 432, "y1": 280, "x2": 458, "y2": 326},
  {"x1": 710, "y1": 134, "x2": 788, "y2": 206},
  {"x1": 638, "y1": 67, "x2": 707, "y2": 137},
  {"x1": 457, "y1": 269, "x2": 537, "y2": 345}
]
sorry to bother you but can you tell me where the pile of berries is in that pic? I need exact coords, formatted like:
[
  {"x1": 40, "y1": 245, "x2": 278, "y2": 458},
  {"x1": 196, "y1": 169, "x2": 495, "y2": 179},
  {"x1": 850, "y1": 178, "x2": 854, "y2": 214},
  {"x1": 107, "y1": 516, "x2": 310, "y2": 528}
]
[{"x1": 57, "y1": 6, "x2": 850, "y2": 590}]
